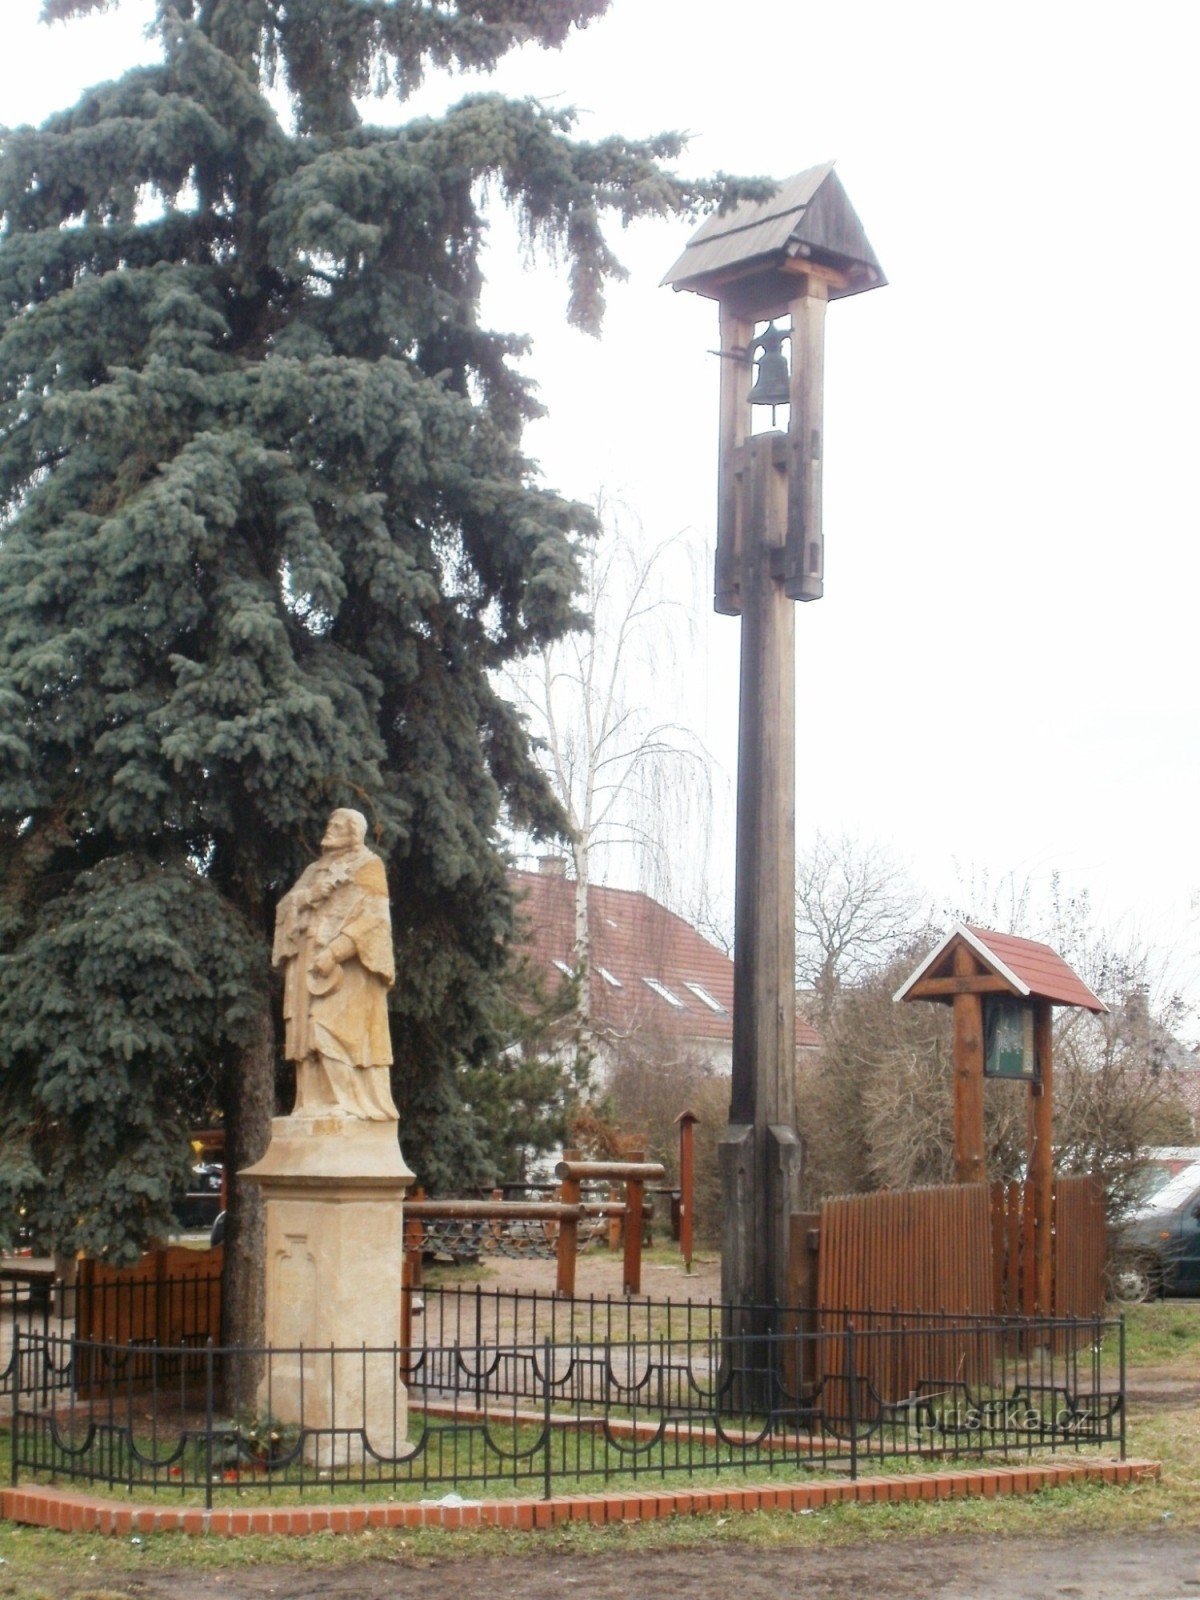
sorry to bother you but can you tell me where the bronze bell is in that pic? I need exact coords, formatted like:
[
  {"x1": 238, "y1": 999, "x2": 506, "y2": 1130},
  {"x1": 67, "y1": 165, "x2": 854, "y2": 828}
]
[{"x1": 747, "y1": 321, "x2": 791, "y2": 414}]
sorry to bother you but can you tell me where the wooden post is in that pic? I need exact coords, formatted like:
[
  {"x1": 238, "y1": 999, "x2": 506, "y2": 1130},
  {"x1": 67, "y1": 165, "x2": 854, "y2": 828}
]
[
  {"x1": 399, "y1": 1254, "x2": 414, "y2": 1374},
  {"x1": 623, "y1": 1147, "x2": 645, "y2": 1297},
  {"x1": 556, "y1": 1168, "x2": 580, "y2": 1299},
  {"x1": 623, "y1": 1177, "x2": 645, "y2": 1297},
  {"x1": 489, "y1": 1187, "x2": 504, "y2": 1252},
  {"x1": 784, "y1": 277, "x2": 828, "y2": 601},
  {"x1": 721, "y1": 431, "x2": 801, "y2": 1317},
  {"x1": 405, "y1": 1189, "x2": 424, "y2": 1290},
  {"x1": 785, "y1": 1212, "x2": 820, "y2": 1395},
  {"x1": 715, "y1": 306, "x2": 754, "y2": 614},
  {"x1": 951, "y1": 946, "x2": 986, "y2": 1184},
  {"x1": 607, "y1": 1185, "x2": 622, "y2": 1251},
  {"x1": 400, "y1": 1206, "x2": 423, "y2": 1374},
  {"x1": 1030, "y1": 1001, "x2": 1055, "y2": 1315},
  {"x1": 612, "y1": 1135, "x2": 643, "y2": 1253},
  {"x1": 675, "y1": 1110, "x2": 698, "y2": 1274}
]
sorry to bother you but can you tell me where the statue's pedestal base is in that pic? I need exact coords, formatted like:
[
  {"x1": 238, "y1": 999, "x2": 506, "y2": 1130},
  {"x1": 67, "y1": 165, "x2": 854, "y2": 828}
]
[{"x1": 242, "y1": 1115, "x2": 414, "y2": 1466}]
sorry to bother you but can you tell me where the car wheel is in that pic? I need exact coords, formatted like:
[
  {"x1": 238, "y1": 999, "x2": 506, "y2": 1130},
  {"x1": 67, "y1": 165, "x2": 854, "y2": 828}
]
[{"x1": 1110, "y1": 1256, "x2": 1156, "y2": 1304}]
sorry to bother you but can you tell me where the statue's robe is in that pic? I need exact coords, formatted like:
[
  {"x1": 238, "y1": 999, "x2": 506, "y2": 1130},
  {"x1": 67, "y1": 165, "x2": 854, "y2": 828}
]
[{"x1": 272, "y1": 847, "x2": 398, "y2": 1121}]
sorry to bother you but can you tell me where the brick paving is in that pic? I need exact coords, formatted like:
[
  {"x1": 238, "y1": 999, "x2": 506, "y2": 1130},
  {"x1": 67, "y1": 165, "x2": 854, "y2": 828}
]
[{"x1": 0, "y1": 1457, "x2": 1160, "y2": 1537}]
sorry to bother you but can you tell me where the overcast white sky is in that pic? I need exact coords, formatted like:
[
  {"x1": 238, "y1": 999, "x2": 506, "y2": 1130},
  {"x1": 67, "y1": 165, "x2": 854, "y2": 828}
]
[{"x1": 4, "y1": 1, "x2": 1198, "y2": 1014}]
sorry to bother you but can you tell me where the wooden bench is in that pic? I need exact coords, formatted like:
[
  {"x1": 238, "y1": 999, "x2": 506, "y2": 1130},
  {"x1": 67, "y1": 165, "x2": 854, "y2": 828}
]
[{"x1": 0, "y1": 1260, "x2": 56, "y2": 1314}]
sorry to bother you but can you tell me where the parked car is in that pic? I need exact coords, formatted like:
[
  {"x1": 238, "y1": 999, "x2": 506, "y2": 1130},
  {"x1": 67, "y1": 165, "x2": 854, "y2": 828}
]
[
  {"x1": 1128, "y1": 1147, "x2": 1200, "y2": 1206},
  {"x1": 171, "y1": 1162, "x2": 224, "y2": 1235},
  {"x1": 1110, "y1": 1160, "x2": 1200, "y2": 1302}
]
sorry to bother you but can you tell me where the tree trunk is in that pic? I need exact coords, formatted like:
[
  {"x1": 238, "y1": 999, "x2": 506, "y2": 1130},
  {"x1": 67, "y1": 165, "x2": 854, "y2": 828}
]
[
  {"x1": 570, "y1": 834, "x2": 595, "y2": 1086},
  {"x1": 220, "y1": 994, "x2": 275, "y2": 1410}
]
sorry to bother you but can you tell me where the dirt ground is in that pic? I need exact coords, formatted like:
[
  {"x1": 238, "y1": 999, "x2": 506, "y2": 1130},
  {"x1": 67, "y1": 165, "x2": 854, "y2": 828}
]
[
  {"x1": 19, "y1": 1531, "x2": 1200, "y2": 1600},
  {"x1": 422, "y1": 1239, "x2": 724, "y2": 1301}
]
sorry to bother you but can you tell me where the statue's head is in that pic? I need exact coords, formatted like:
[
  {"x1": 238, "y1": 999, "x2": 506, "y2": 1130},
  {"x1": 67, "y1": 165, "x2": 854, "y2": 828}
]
[{"x1": 321, "y1": 808, "x2": 368, "y2": 853}]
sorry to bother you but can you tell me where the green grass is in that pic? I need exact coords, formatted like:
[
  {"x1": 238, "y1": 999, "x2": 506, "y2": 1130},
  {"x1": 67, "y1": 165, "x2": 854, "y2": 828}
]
[
  {"x1": 0, "y1": 1416, "x2": 894, "y2": 1506},
  {"x1": 1115, "y1": 1301, "x2": 1200, "y2": 1367},
  {"x1": 0, "y1": 1399, "x2": 1127, "y2": 1513}
]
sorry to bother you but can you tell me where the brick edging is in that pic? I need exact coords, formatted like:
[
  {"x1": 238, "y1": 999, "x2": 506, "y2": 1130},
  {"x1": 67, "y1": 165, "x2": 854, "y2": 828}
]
[{"x1": 0, "y1": 1458, "x2": 1159, "y2": 1536}]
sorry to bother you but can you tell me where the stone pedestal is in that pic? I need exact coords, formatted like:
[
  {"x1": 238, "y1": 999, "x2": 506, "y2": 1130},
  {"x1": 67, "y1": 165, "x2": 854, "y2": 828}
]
[{"x1": 241, "y1": 1115, "x2": 414, "y2": 1465}]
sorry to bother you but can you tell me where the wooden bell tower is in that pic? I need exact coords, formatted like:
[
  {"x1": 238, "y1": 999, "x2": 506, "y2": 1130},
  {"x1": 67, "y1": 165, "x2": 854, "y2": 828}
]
[{"x1": 663, "y1": 166, "x2": 885, "y2": 1326}]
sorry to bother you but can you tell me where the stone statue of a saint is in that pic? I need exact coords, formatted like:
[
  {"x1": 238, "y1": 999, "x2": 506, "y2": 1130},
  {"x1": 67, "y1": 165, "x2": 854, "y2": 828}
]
[{"x1": 272, "y1": 808, "x2": 399, "y2": 1121}]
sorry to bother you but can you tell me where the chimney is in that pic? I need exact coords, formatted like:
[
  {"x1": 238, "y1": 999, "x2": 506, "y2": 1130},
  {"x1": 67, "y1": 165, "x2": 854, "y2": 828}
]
[
  {"x1": 1124, "y1": 984, "x2": 1150, "y2": 1029},
  {"x1": 538, "y1": 855, "x2": 567, "y2": 877}
]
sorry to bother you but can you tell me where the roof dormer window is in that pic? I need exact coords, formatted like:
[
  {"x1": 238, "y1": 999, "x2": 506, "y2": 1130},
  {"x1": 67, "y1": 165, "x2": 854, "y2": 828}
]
[
  {"x1": 643, "y1": 977, "x2": 684, "y2": 1009},
  {"x1": 683, "y1": 981, "x2": 726, "y2": 1014}
]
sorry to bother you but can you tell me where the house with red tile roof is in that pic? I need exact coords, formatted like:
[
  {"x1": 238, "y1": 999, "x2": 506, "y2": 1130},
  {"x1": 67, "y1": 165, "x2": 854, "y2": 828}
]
[{"x1": 509, "y1": 858, "x2": 821, "y2": 1074}]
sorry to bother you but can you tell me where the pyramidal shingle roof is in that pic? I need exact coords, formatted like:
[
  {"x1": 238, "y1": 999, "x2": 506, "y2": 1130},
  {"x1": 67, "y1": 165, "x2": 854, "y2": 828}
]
[{"x1": 661, "y1": 163, "x2": 885, "y2": 300}]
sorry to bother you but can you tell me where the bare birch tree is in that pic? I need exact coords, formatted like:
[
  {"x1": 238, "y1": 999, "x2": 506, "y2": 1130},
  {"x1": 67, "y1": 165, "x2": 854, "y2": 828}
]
[
  {"x1": 504, "y1": 500, "x2": 711, "y2": 1079},
  {"x1": 795, "y1": 832, "x2": 924, "y2": 1023}
]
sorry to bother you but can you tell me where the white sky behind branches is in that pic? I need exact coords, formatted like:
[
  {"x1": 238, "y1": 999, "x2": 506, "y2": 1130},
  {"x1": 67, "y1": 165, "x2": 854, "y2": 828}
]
[{"x1": 4, "y1": 0, "x2": 1198, "y2": 1020}]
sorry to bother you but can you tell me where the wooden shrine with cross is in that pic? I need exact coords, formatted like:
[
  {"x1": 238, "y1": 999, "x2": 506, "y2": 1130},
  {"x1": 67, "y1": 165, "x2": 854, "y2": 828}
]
[
  {"x1": 895, "y1": 923, "x2": 1106, "y2": 1313},
  {"x1": 663, "y1": 165, "x2": 884, "y2": 1324}
]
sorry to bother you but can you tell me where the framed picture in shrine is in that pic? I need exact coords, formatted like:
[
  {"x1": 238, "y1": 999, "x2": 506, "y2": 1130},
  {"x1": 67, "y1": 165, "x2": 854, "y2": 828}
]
[{"x1": 983, "y1": 995, "x2": 1038, "y2": 1081}]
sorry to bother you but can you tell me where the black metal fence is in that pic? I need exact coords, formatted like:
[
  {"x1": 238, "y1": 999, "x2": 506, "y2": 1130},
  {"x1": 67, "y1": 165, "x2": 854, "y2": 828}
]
[
  {"x1": 0, "y1": 1269, "x2": 221, "y2": 1404},
  {"x1": 9, "y1": 1306, "x2": 1125, "y2": 1505},
  {"x1": 1, "y1": 1277, "x2": 77, "y2": 1402}
]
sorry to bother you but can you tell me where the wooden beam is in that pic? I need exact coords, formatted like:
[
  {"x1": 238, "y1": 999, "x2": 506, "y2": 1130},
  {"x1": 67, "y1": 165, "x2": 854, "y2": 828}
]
[
  {"x1": 715, "y1": 304, "x2": 754, "y2": 614},
  {"x1": 1030, "y1": 1002, "x2": 1055, "y2": 1316},
  {"x1": 554, "y1": 1160, "x2": 665, "y2": 1184},
  {"x1": 951, "y1": 946, "x2": 987, "y2": 1185},
  {"x1": 676, "y1": 1111, "x2": 697, "y2": 1274},
  {"x1": 785, "y1": 1211, "x2": 820, "y2": 1395},
  {"x1": 556, "y1": 1166, "x2": 580, "y2": 1299},
  {"x1": 621, "y1": 1147, "x2": 646, "y2": 1297},
  {"x1": 907, "y1": 974, "x2": 1016, "y2": 999},
  {"x1": 917, "y1": 940, "x2": 988, "y2": 989},
  {"x1": 779, "y1": 258, "x2": 853, "y2": 292},
  {"x1": 406, "y1": 1200, "x2": 595, "y2": 1221},
  {"x1": 785, "y1": 279, "x2": 827, "y2": 600},
  {"x1": 722, "y1": 434, "x2": 801, "y2": 1319}
]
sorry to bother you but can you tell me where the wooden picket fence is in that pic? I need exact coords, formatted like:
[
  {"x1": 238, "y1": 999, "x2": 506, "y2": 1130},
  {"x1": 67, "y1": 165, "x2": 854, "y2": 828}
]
[
  {"x1": 74, "y1": 1247, "x2": 223, "y2": 1392},
  {"x1": 811, "y1": 1176, "x2": 1107, "y2": 1404},
  {"x1": 816, "y1": 1184, "x2": 995, "y2": 1320},
  {"x1": 989, "y1": 1173, "x2": 1107, "y2": 1318},
  {"x1": 816, "y1": 1176, "x2": 1106, "y2": 1325},
  {"x1": 1051, "y1": 1174, "x2": 1108, "y2": 1317},
  {"x1": 819, "y1": 1177, "x2": 1107, "y2": 1324},
  {"x1": 813, "y1": 1184, "x2": 996, "y2": 1403}
]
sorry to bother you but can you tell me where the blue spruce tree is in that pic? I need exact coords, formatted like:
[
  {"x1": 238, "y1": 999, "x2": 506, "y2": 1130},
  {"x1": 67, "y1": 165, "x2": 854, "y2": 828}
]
[{"x1": 0, "y1": 0, "x2": 756, "y2": 1348}]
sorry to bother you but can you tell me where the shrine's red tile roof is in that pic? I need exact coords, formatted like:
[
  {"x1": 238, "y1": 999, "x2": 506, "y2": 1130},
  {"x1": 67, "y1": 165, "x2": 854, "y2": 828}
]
[
  {"x1": 894, "y1": 922, "x2": 1107, "y2": 1013},
  {"x1": 963, "y1": 926, "x2": 1107, "y2": 1012},
  {"x1": 509, "y1": 867, "x2": 822, "y2": 1050}
]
